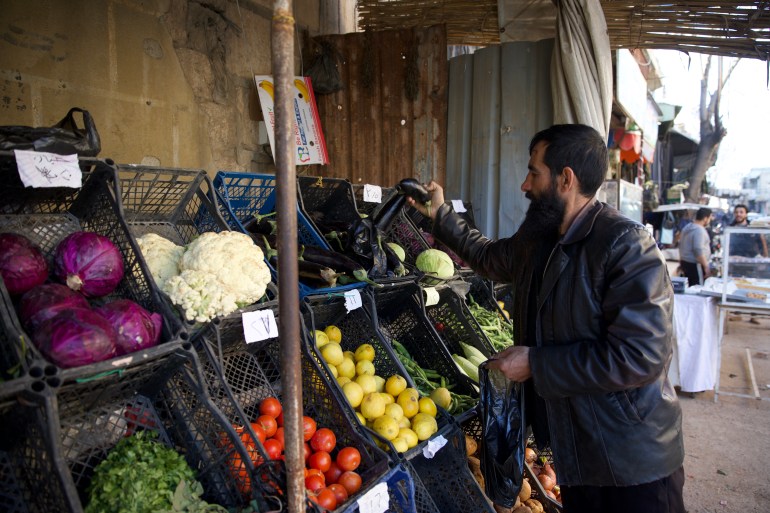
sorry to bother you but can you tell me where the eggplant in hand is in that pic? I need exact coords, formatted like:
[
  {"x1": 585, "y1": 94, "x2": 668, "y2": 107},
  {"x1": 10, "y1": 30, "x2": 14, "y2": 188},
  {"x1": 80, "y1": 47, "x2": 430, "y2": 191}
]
[{"x1": 396, "y1": 178, "x2": 431, "y2": 204}]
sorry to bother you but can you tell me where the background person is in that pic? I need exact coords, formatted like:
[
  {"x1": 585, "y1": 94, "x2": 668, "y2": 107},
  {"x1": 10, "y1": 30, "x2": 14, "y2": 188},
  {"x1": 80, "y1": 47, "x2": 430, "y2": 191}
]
[
  {"x1": 729, "y1": 204, "x2": 768, "y2": 258},
  {"x1": 408, "y1": 124, "x2": 684, "y2": 513},
  {"x1": 678, "y1": 207, "x2": 713, "y2": 286}
]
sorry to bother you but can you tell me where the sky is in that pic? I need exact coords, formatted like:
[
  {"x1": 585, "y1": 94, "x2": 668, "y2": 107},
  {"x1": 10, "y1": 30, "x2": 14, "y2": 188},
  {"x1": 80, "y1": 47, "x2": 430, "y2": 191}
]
[{"x1": 651, "y1": 50, "x2": 770, "y2": 190}]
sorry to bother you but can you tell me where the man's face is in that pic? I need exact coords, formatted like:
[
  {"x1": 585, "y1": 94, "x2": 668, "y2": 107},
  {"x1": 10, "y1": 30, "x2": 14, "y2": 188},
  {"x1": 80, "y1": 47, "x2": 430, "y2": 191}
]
[
  {"x1": 734, "y1": 207, "x2": 748, "y2": 224},
  {"x1": 518, "y1": 141, "x2": 566, "y2": 239}
]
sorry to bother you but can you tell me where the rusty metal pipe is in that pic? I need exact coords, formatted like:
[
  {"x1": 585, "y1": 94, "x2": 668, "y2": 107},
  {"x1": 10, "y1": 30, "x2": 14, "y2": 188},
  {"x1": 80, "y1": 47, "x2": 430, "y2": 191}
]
[{"x1": 272, "y1": 1, "x2": 303, "y2": 512}]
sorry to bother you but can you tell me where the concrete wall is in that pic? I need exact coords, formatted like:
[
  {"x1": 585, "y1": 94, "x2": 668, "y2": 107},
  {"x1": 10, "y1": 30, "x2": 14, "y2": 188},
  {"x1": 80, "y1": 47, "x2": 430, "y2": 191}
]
[{"x1": 0, "y1": 0, "x2": 348, "y2": 176}]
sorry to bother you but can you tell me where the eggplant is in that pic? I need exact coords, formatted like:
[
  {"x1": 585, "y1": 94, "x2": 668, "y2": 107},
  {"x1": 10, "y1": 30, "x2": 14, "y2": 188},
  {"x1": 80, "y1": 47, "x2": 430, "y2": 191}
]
[
  {"x1": 382, "y1": 240, "x2": 407, "y2": 277},
  {"x1": 270, "y1": 255, "x2": 340, "y2": 288},
  {"x1": 243, "y1": 212, "x2": 277, "y2": 236},
  {"x1": 300, "y1": 245, "x2": 378, "y2": 286},
  {"x1": 372, "y1": 194, "x2": 407, "y2": 233},
  {"x1": 396, "y1": 178, "x2": 431, "y2": 204}
]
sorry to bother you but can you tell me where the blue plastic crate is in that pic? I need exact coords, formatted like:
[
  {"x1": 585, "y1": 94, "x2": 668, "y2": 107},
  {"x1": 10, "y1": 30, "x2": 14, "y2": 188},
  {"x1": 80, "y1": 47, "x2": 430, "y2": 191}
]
[{"x1": 213, "y1": 171, "x2": 366, "y2": 298}]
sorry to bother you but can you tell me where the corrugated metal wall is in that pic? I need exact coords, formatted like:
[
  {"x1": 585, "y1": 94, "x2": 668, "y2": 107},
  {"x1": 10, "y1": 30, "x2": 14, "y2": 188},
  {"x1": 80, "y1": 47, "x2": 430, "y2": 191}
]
[
  {"x1": 446, "y1": 39, "x2": 555, "y2": 238},
  {"x1": 302, "y1": 26, "x2": 447, "y2": 189}
]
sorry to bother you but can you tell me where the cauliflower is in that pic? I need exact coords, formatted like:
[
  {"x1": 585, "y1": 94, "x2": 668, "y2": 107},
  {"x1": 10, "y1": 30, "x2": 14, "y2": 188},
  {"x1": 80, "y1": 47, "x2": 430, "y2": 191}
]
[
  {"x1": 136, "y1": 233, "x2": 185, "y2": 289},
  {"x1": 162, "y1": 269, "x2": 240, "y2": 323}
]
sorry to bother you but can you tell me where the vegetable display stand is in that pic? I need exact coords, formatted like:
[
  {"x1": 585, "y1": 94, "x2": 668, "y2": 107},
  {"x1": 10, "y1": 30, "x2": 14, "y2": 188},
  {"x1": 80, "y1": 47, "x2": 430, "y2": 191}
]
[
  {"x1": 55, "y1": 350, "x2": 256, "y2": 510},
  {"x1": 465, "y1": 274, "x2": 512, "y2": 328},
  {"x1": 0, "y1": 389, "x2": 80, "y2": 513},
  {"x1": 192, "y1": 300, "x2": 418, "y2": 513},
  {"x1": 213, "y1": 171, "x2": 367, "y2": 298},
  {"x1": 404, "y1": 422, "x2": 494, "y2": 513},
  {"x1": 115, "y1": 165, "x2": 229, "y2": 242},
  {"x1": 0, "y1": 159, "x2": 187, "y2": 389},
  {"x1": 366, "y1": 282, "x2": 479, "y2": 421},
  {"x1": 352, "y1": 184, "x2": 397, "y2": 218}
]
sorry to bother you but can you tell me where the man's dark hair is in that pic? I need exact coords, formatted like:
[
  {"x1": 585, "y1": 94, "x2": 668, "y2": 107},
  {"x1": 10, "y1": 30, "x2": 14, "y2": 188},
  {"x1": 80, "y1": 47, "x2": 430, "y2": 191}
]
[
  {"x1": 529, "y1": 124, "x2": 608, "y2": 197},
  {"x1": 695, "y1": 207, "x2": 712, "y2": 221},
  {"x1": 734, "y1": 204, "x2": 749, "y2": 213}
]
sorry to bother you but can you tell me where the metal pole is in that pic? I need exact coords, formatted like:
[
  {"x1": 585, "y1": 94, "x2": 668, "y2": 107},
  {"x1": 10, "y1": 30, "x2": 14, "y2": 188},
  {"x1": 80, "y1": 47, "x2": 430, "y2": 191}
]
[{"x1": 272, "y1": 1, "x2": 303, "y2": 512}]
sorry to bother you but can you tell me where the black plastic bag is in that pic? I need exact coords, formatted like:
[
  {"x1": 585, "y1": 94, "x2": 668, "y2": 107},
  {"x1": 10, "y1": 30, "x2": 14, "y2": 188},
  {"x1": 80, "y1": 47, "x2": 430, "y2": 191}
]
[
  {"x1": 306, "y1": 41, "x2": 343, "y2": 95},
  {"x1": 347, "y1": 218, "x2": 388, "y2": 278},
  {"x1": 478, "y1": 365, "x2": 526, "y2": 508},
  {"x1": 0, "y1": 107, "x2": 101, "y2": 156}
]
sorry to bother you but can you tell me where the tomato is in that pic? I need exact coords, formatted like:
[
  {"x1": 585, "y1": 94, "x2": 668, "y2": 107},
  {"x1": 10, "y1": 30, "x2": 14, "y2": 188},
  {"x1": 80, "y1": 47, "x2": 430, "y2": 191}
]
[
  {"x1": 305, "y1": 474, "x2": 326, "y2": 493},
  {"x1": 263, "y1": 438, "x2": 282, "y2": 460},
  {"x1": 324, "y1": 461, "x2": 344, "y2": 485},
  {"x1": 247, "y1": 423, "x2": 267, "y2": 444},
  {"x1": 309, "y1": 487, "x2": 337, "y2": 511},
  {"x1": 306, "y1": 468, "x2": 325, "y2": 481},
  {"x1": 337, "y1": 471, "x2": 362, "y2": 495},
  {"x1": 304, "y1": 442, "x2": 312, "y2": 462},
  {"x1": 259, "y1": 397, "x2": 282, "y2": 419},
  {"x1": 303, "y1": 416, "x2": 317, "y2": 442},
  {"x1": 308, "y1": 450, "x2": 332, "y2": 472},
  {"x1": 434, "y1": 321, "x2": 445, "y2": 332},
  {"x1": 276, "y1": 410, "x2": 284, "y2": 427},
  {"x1": 310, "y1": 427, "x2": 336, "y2": 453},
  {"x1": 256, "y1": 415, "x2": 278, "y2": 438},
  {"x1": 327, "y1": 483, "x2": 349, "y2": 505},
  {"x1": 336, "y1": 447, "x2": 361, "y2": 472},
  {"x1": 273, "y1": 427, "x2": 285, "y2": 449},
  {"x1": 225, "y1": 451, "x2": 251, "y2": 496}
]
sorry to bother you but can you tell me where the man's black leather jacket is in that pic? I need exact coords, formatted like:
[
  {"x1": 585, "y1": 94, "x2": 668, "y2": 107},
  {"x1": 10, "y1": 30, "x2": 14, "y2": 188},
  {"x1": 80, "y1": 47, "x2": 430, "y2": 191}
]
[{"x1": 433, "y1": 200, "x2": 684, "y2": 486}]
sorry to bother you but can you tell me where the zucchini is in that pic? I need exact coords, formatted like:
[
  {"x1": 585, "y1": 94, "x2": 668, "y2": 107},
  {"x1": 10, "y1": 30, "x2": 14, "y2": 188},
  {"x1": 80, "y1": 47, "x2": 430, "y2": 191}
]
[
  {"x1": 452, "y1": 354, "x2": 479, "y2": 383},
  {"x1": 460, "y1": 342, "x2": 487, "y2": 366}
]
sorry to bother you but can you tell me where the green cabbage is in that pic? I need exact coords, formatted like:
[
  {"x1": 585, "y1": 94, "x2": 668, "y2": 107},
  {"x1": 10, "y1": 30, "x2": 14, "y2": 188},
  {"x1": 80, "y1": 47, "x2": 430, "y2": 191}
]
[
  {"x1": 387, "y1": 242, "x2": 406, "y2": 262},
  {"x1": 415, "y1": 249, "x2": 455, "y2": 278}
]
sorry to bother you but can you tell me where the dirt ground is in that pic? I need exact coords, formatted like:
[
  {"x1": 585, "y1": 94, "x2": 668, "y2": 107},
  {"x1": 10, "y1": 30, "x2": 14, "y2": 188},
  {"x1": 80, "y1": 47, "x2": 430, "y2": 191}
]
[{"x1": 678, "y1": 314, "x2": 770, "y2": 513}]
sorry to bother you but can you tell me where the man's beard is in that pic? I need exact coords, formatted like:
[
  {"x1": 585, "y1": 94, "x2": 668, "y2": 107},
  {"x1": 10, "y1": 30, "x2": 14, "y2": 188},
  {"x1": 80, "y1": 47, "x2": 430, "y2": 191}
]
[{"x1": 517, "y1": 183, "x2": 565, "y2": 242}]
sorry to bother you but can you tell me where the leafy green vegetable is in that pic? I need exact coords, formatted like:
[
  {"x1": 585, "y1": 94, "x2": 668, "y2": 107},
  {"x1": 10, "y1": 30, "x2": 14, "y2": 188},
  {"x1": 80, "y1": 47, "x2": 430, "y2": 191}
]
[
  {"x1": 86, "y1": 431, "x2": 196, "y2": 513},
  {"x1": 415, "y1": 249, "x2": 454, "y2": 278},
  {"x1": 167, "y1": 479, "x2": 228, "y2": 513}
]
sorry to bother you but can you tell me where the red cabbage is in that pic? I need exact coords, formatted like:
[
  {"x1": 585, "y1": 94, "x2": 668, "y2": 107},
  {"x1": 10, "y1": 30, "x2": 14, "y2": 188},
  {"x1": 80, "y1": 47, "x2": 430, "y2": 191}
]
[
  {"x1": 33, "y1": 308, "x2": 118, "y2": 368},
  {"x1": 0, "y1": 233, "x2": 49, "y2": 296},
  {"x1": 19, "y1": 283, "x2": 90, "y2": 331},
  {"x1": 95, "y1": 299, "x2": 162, "y2": 355},
  {"x1": 53, "y1": 232, "x2": 125, "y2": 297}
]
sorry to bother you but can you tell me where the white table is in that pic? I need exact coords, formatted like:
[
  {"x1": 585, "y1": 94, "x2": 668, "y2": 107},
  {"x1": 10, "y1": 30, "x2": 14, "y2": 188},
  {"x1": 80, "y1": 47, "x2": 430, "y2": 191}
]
[{"x1": 669, "y1": 293, "x2": 719, "y2": 393}]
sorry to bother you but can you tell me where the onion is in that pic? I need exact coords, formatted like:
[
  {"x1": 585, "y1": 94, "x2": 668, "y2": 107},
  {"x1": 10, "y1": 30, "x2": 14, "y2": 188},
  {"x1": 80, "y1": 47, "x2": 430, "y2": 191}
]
[
  {"x1": 53, "y1": 232, "x2": 125, "y2": 297},
  {"x1": 95, "y1": 299, "x2": 162, "y2": 355},
  {"x1": 0, "y1": 233, "x2": 49, "y2": 296},
  {"x1": 19, "y1": 283, "x2": 90, "y2": 331},
  {"x1": 33, "y1": 308, "x2": 117, "y2": 368},
  {"x1": 537, "y1": 473, "x2": 555, "y2": 491},
  {"x1": 525, "y1": 447, "x2": 537, "y2": 465}
]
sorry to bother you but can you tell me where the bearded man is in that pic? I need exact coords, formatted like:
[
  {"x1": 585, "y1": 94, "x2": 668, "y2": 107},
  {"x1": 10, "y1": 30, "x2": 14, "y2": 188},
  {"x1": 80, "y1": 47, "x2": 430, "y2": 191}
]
[{"x1": 408, "y1": 124, "x2": 685, "y2": 513}]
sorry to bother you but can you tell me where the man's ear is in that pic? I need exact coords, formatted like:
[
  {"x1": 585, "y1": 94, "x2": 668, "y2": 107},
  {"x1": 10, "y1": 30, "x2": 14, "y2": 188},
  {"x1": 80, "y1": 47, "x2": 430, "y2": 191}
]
[{"x1": 560, "y1": 167, "x2": 577, "y2": 191}]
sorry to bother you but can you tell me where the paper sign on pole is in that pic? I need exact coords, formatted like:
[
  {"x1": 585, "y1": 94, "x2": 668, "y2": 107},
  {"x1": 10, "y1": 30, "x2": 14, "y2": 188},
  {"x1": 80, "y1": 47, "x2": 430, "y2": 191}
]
[{"x1": 254, "y1": 75, "x2": 329, "y2": 165}]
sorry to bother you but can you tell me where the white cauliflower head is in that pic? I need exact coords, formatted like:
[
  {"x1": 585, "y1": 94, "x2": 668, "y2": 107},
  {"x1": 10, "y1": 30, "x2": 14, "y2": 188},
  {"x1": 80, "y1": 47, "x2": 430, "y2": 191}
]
[
  {"x1": 162, "y1": 269, "x2": 241, "y2": 323},
  {"x1": 136, "y1": 233, "x2": 185, "y2": 289}
]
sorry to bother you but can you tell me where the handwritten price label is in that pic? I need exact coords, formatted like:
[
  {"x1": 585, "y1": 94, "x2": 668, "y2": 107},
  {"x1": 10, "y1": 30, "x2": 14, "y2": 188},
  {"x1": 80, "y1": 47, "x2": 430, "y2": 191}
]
[
  {"x1": 344, "y1": 289, "x2": 363, "y2": 312},
  {"x1": 357, "y1": 482, "x2": 389, "y2": 513},
  {"x1": 363, "y1": 184, "x2": 382, "y2": 203},
  {"x1": 242, "y1": 309, "x2": 279, "y2": 343},
  {"x1": 451, "y1": 199, "x2": 467, "y2": 213},
  {"x1": 14, "y1": 150, "x2": 82, "y2": 188}
]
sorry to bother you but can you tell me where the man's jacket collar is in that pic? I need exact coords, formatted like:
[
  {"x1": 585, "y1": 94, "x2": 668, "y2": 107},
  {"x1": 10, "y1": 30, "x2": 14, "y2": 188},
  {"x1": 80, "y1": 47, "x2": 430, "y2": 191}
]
[{"x1": 560, "y1": 199, "x2": 603, "y2": 245}]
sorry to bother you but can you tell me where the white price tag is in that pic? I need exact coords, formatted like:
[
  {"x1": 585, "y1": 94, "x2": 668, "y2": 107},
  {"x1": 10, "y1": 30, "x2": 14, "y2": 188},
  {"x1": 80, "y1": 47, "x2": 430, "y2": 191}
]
[
  {"x1": 242, "y1": 309, "x2": 278, "y2": 343},
  {"x1": 451, "y1": 199, "x2": 467, "y2": 213},
  {"x1": 422, "y1": 434, "x2": 448, "y2": 459},
  {"x1": 14, "y1": 150, "x2": 82, "y2": 188},
  {"x1": 356, "y1": 481, "x2": 389, "y2": 513},
  {"x1": 344, "y1": 289, "x2": 363, "y2": 312},
  {"x1": 363, "y1": 184, "x2": 382, "y2": 203},
  {"x1": 423, "y1": 286, "x2": 440, "y2": 307}
]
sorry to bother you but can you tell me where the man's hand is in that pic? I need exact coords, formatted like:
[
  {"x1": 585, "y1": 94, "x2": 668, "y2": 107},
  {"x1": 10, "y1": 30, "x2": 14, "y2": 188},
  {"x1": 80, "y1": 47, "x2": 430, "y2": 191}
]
[
  {"x1": 485, "y1": 346, "x2": 532, "y2": 382},
  {"x1": 405, "y1": 181, "x2": 445, "y2": 220}
]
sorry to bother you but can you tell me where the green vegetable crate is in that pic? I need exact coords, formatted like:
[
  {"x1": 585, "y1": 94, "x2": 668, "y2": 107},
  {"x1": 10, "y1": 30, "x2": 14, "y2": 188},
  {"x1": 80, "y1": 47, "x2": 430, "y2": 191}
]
[{"x1": 192, "y1": 299, "x2": 421, "y2": 513}]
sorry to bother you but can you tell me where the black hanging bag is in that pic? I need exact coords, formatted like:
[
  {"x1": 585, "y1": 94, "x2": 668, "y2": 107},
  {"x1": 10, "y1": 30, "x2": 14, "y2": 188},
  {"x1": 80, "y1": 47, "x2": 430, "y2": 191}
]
[{"x1": 0, "y1": 107, "x2": 101, "y2": 156}]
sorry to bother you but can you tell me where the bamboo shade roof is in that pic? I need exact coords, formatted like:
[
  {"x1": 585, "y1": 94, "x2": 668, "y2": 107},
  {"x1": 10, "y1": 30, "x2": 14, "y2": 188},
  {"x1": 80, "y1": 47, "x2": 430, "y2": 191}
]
[{"x1": 356, "y1": 0, "x2": 770, "y2": 60}]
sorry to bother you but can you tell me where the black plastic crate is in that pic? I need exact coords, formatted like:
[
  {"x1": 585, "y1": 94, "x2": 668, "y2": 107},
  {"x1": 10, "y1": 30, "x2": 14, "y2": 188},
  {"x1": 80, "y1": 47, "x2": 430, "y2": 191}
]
[
  {"x1": 298, "y1": 176, "x2": 361, "y2": 230},
  {"x1": 367, "y1": 282, "x2": 478, "y2": 419},
  {"x1": 193, "y1": 300, "x2": 414, "y2": 513},
  {"x1": 0, "y1": 390, "x2": 80, "y2": 513},
  {"x1": 352, "y1": 184, "x2": 397, "y2": 218},
  {"x1": 466, "y1": 274, "x2": 512, "y2": 328},
  {"x1": 0, "y1": 156, "x2": 186, "y2": 383},
  {"x1": 57, "y1": 350, "x2": 256, "y2": 509},
  {"x1": 406, "y1": 422, "x2": 494, "y2": 513}
]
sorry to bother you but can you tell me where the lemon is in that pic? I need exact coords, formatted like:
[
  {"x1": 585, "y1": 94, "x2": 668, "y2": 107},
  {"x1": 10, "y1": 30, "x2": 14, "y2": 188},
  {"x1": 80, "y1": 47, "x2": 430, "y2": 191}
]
[
  {"x1": 342, "y1": 381, "x2": 364, "y2": 408},
  {"x1": 373, "y1": 375, "x2": 386, "y2": 393},
  {"x1": 399, "y1": 428, "x2": 419, "y2": 448},
  {"x1": 355, "y1": 412, "x2": 366, "y2": 425},
  {"x1": 336, "y1": 357, "x2": 356, "y2": 379},
  {"x1": 324, "y1": 325, "x2": 342, "y2": 343},
  {"x1": 380, "y1": 392, "x2": 395, "y2": 405},
  {"x1": 360, "y1": 392, "x2": 387, "y2": 420},
  {"x1": 373, "y1": 415, "x2": 400, "y2": 441},
  {"x1": 397, "y1": 388, "x2": 420, "y2": 418},
  {"x1": 411, "y1": 413, "x2": 438, "y2": 441},
  {"x1": 418, "y1": 397, "x2": 438, "y2": 417},
  {"x1": 355, "y1": 374, "x2": 378, "y2": 395},
  {"x1": 329, "y1": 364, "x2": 338, "y2": 378},
  {"x1": 343, "y1": 350, "x2": 356, "y2": 361},
  {"x1": 384, "y1": 402, "x2": 405, "y2": 421},
  {"x1": 385, "y1": 375, "x2": 407, "y2": 397},
  {"x1": 397, "y1": 416, "x2": 411, "y2": 429},
  {"x1": 314, "y1": 330, "x2": 330, "y2": 348},
  {"x1": 354, "y1": 343, "x2": 376, "y2": 362},
  {"x1": 430, "y1": 387, "x2": 452, "y2": 411},
  {"x1": 391, "y1": 436, "x2": 409, "y2": 453},
  {"x1": 320, "y1": 342, "x2": 344, "y2": 366},
  {"x1": 355, "y1": 360, "x2": 375, "y2": 376},
  {"x1": 337, "y1": 376, "x2": 351, "y2": 386}
]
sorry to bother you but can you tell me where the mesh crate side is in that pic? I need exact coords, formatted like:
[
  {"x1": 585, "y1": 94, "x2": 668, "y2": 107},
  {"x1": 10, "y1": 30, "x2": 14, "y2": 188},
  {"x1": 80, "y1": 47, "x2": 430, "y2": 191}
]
[
  {"x1": 0, "y1": 278, "x2": 44, "y2": 385},
  {"x1": 423, "y1": 287, "x2": 495, "y2": 358},
  {"x1": 297, "y1": 176, "x2": 360, "y2": 228},
  {"x1": 352, "y1": 184, "x2": 397, "y2": 218}
]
